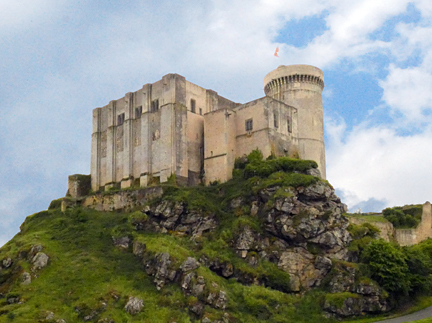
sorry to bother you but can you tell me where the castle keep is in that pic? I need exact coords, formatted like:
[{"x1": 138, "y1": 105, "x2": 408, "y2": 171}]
[{"x1": 90, "y1": 64, "x2": 326, "y2": 192}]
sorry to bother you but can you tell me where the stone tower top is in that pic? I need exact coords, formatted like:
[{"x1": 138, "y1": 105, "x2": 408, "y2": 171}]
[{"x1": 263, "y1": 64, "x2": 324, "y2": 94}]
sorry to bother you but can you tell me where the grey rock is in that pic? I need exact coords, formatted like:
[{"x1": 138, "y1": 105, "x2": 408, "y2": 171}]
[
  {"x1": 306, "y1": 168, "x2": 321, "y2": 178},
  {"x1": 230, "y1": 197, "x2": 244, "y2": 209},
  {"x1": 124, "y1": 296, "x2": 144, "y2": 315},
  {"x1": 190, "y1": 301, "x2": 205, "y2": 315},
  {"x1": 182, "y1": 272, "x2": 195, "y2": 290},
  {"x1": 132, "y1": 241, "x2": 146, "y2": 258},
  {"x1": 32, "y1": 252, "x2": 49, "y2": 270},
  {"x1": 112, "y1": 236, "x2": 130, "y2": 249},
  {"x1": 46, "y1": 311, "x2": 55, "y2": 320},
  {"x1": 235, "y1": 226, "x2": 256, "y2": 251},
  {"x1": 21, "y1": 271, "x2": 31, "y2": 285},
  {"x1": 181, "y1": 257, "x2": 200, "y2": 272},
  {"x1": 2, "y1": 258, "x2": 12, "y2": 268},
  {"x1": 215, "y1": 291, "x2": 228, "y2": 310}
]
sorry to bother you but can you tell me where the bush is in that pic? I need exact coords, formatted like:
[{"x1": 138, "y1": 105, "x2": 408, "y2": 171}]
[
  {"x1": 361, "y1": 240, "x2": 410, "y2": 295},
  {"x1": 383, "y1": 205, "x2": 422, "y2": 228}
]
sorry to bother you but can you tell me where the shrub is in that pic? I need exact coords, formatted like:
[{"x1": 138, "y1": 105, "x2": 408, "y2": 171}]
[
  {"x1": 361, "y1": 240, "x2": 410, "y2": 295},
  {"x1": 383, "y1": 205, "x2": 422, "y2": 228},
  {"x1": 48, "y1": 198, "x2": 63, "y2": 210}
]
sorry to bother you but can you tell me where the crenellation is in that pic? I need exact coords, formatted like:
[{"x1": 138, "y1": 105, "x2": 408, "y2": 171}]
[{"x1": 89, "y1": 65, "x2": 327, "y2": 192}]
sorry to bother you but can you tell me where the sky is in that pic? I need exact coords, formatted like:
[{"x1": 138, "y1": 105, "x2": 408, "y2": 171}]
[{"x1": 1, "y1": 0, "x2": 432, "y2": 246}]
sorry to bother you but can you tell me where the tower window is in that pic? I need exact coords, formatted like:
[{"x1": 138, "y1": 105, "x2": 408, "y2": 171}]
[
  {"x1": 151, "y1": 99, "x2": 159, "y2": 112},
  {"x1": 191, "y1": 99, "x2": 196, "y2": 113},
  {"x1": 274, "y1": 113, "x2": 279, "y2": 128},
  {"x1": 245, "y1": 118, "x2": 253, "y2": 131},
  {"x1": 199, "y1": 108, "x2": 202, "y2": 115},
  {"x1": 117, "y1": 113, "x2": 125, "y2": 126},
  {"x1": 135, "y1": 106, "x2": 142, "y2": 118},
  {"x1": 287, "y1": 116, "x2": 292, "y2": 133}
]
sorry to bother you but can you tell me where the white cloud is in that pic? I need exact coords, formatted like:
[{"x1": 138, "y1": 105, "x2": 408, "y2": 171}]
[
  {"x1": 327, "y1": 120, "x2": 432, "y2": 210},
  {"x1": 379, "y1": 65, "x2": 432, "y2": 121}
]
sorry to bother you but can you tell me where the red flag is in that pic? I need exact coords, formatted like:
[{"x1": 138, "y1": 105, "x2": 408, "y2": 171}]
[{"x1": 274, "y1": 47, "x2": 279, "y2": 57}]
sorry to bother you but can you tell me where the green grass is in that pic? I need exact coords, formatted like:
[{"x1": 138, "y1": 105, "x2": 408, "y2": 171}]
[
  {"x1": 0, "y1": 203, "x2": 339, "y2": 323},
  {"x1": 346, "y1": 214, "x2": 390, "y2": 223}
]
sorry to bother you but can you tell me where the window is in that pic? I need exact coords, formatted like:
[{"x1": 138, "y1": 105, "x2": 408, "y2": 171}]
[
  {"x1": 287, "y1": 116, "x2": 292, "y2": 133},
  {"x1": 274, "y1": 113, "x2": 279, "y2": 128},
  {"x1": 117, "y1": 113, "x2": 125, "y2": 126},
  {"x1": 135, "y1": 106, "x2": 142, "y2": 118},
  {"x1": 245, "y1": 118, "x2": 253, "y2": 131},
  {"x1": 151, "y1": 99, "x2": 159, "y2": 112},
  {"x1": 199, "y1": 108, "x2": 202, "y2": 115},
  {"x1": 191, "y1": 99, "x2": 196, "y2": 113}
]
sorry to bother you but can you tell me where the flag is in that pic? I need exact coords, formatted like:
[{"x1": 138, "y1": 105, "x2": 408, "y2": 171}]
[{"x1": 274, "y1": 47, "x2": 279, "y2": 57}]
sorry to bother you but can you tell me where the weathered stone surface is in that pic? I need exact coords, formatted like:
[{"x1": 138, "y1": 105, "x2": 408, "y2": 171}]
[
  {"x1": 145, "y1": 252, "x2": 176, "y2": 290},
  {"x1": 124, "y1": 296, "x2": 144, "y2": 315},
  {"x1": 2, "y1": 258, "x2": 12, "y2": 268},
  {"x1": 32, "y1": 252, "x2": 49, "y2": 270},
  {"x1": 181, "y1": 257, "x2": 200, "y2": 272},
  {"x1": 21, "y1": 271, "x2": 31, "y2": 285},
  {"x1": 112, "y1": 236, "x2": 130, "y2": 249},
  {"x1": 189, "y1": 301, "x2": 205, "y2": 315},
  {"x1": 132, "y1": 241, "x2": 146, "y2": 258}
]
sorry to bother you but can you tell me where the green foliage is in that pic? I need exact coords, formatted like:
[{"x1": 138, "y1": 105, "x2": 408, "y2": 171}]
[
  {"x1": 383, "y1": 205, "x2": 422, "y2": 228},
  {"x1": 325, "y1": 292, "x2": 360, "y2": 308},
  {"x1": 244, "y1": 157, "x2": 318, "y2": 179},
  {"x1": 48, "y1": 198, "x2": 63, "y2": 210},
  {"x1": 361, "y1": 240, "x2": 411, "y2": 295}
]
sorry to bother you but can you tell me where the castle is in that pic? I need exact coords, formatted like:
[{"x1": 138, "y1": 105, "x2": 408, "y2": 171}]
[{"x1": 90, "y1": 64, "x2": 326, "y2": 192}]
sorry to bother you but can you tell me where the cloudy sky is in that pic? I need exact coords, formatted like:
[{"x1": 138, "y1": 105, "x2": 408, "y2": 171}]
[{"x1": 1, "y1": 0, "x2": 432, "y2": 245}]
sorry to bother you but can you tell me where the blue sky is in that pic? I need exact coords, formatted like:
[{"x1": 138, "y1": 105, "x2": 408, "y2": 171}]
[{"x1": 1, "y1": 0, "x2": 432, "y2": 245}]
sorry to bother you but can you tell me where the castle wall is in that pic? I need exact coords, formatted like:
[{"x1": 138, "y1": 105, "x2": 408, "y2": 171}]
[
  {"x1": 90, "y1": 67, "x2": 318, "y2": 191},
  {"x1": 204, "y1": 108, "x2": 237, "y2": 184},
  {"x1": 186, "y1": 111, "x2": 204, "y2": 185},
  {"x1": 396, "y1": 202, "x2": 432, "y2": 246},
  {"x1": 234, "y1": 97, "x2": 298, "y2": 159}
]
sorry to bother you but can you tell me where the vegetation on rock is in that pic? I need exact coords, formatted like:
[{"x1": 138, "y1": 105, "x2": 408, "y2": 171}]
[{"x1": 1, "y1": 152, "x2": 432, "y2": 322}]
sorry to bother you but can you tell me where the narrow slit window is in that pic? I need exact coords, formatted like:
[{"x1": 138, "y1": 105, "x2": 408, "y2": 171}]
[
  {"x1": 287, "y1": 116, "x2": 292, "y2": 133},
  {"x1": 274, "y1": 113, "x2": 279, "y2": 128},
  {"x1": 245, "y1": 118, "x2": 253, "y2": 131},
  {"x1": 191, "y1": 99, "x2": 196, "y2": 113},
  {"x1": 199, "y1": 108, "x2": 202, "y2": 115},
  {"x1": 151, "y1": 99, "x2": 159, "y2": 112},
  {"x1": 135, "y1": 106, "x2": 142, "y2": 118},
  {"x1": 117, "y1": 113, "x2": 125, "y2": 126}
]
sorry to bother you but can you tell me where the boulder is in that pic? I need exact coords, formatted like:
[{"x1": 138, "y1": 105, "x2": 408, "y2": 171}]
[
  {"x1": 124, "y1": 296, "x2": 144, "y2": 315},
  {"x1": 181, "y1": 257, "x2": 200, "y2": 272},
  {"x1": 112, "y1": 236, "x2": 130, "y2": 249},
  {"x1": 32, "y1": 252, "x2": 49, "y2": 270}
]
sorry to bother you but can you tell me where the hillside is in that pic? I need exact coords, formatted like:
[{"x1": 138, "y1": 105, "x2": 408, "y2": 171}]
[{"x1": 0, "y1": 152, "x2": 431, "y2": 322}]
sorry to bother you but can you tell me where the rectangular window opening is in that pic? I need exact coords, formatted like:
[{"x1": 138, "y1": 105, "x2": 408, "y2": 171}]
[
  {"x1": 191, "y1": 99, "x2": 196, "y2": 113},
  {"x1": 287, "y1": 116, "x2": 292, "y2": 133},
  {"x1": 135, "y1": 106, "x2": 142, "y2": 118},
  {"x1": 117, "y1": 113, "x2": 125, "y2": 126},
  {"x1": 245, "y1": 118, "x2": 253, "y2": 132},
  {"x1": 274, "y1": 113, "x2": 279, "y2": 128},
  {"x1": 199, "y1": 108, "x2": 202, "y2": 115},
  {"x1": 151, "y1": 99, "x2": 159, "y2": 112}
]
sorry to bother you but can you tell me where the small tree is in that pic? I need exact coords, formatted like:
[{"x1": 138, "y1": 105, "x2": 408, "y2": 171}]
[{"x1": 361, "y1": 239, "x2": 410, "y2": 295}]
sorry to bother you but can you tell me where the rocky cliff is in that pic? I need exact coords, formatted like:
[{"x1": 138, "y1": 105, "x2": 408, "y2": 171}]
[{"x1": 0, "y1": 155, "x2": 392, "y2": 322}]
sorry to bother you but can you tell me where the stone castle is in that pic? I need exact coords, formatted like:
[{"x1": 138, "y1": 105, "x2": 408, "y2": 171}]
[{"x1": 90, "y1": 64, "x2": 326, "y2": 192}]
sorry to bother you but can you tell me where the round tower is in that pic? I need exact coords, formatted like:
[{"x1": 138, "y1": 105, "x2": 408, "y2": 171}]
[{"x1": 264, "y1": 64, "x2": 326, "y2": 178}]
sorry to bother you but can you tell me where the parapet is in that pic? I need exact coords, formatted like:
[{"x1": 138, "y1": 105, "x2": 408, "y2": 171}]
[{"x1": 264, "y1": 64, "x2": 324, "y2": 94}]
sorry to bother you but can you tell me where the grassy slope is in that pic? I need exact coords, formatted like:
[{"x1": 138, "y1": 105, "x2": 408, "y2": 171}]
[{"x1": 0, "y1": 188, "x2": 334, "y2": 323}]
